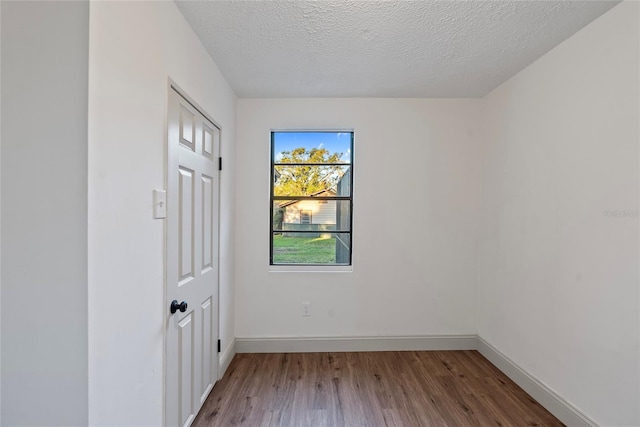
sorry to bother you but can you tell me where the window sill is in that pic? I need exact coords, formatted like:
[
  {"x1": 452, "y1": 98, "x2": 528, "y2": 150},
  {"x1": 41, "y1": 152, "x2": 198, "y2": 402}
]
[{"x1": 269, "y1": 265, "x2": 353, "y2": 273}]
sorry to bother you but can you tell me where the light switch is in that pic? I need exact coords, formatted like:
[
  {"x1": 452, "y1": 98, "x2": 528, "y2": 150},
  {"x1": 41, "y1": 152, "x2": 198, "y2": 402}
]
[{"x1": 153, "y1": 190, "x2": 166, "y2": 219}]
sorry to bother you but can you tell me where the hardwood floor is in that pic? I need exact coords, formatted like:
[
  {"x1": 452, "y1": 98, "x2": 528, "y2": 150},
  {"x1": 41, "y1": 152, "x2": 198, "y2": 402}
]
[{"x1": 193, "y1": 351, "x2": 563, "y2": 427}]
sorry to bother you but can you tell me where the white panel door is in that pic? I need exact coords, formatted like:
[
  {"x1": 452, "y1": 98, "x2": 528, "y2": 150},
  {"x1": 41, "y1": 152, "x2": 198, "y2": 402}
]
[{"x1": 166, "y1": 88, "x2": 220, "y2": 427}]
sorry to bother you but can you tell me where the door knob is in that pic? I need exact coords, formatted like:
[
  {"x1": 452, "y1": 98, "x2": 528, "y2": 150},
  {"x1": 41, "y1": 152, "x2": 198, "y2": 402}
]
[{"x1": 170, "y1": 300, "x2": 188, "y2": 314}]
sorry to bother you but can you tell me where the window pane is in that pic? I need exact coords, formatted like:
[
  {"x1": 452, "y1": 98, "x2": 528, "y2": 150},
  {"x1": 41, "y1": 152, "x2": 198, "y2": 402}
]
[
  {"x1": 274, "y1": 165, "x2": 351, "y2": 197},
  {"x1": 273, "y1": 200, "x2": 351, "y2": 232},
  {"x1": 272, "y1": 232, "x2": 351, "y2": 265},
  {"x1": 273, "y1": 132, "x2": 351, "y2": 164},
  {"x1": 271, "y1": 130, "x2": 353, "y2": 267}
]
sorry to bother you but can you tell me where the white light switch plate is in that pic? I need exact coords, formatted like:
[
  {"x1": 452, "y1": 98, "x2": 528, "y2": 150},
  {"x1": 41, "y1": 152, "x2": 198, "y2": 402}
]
[{"x1": 153, "y1": 190, "x2": 166, "y2": 219}]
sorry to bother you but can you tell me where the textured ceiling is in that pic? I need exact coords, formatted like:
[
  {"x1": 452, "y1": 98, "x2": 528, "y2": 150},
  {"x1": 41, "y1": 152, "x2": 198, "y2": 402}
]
[{"x1": 176, "y1": 1, "x2": 619, "y2": 98}]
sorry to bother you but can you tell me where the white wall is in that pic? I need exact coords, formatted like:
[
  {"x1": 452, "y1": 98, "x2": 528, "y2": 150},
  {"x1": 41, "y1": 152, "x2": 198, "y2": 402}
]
[
  {"x1": 1, "y1": 2, "x2": 89, "y2": 425},
  {"x1": 236, "y1": 99, "x2": 482, "y2": 338},
  {"x1": 478, "y1": 2, "x2": 639, "y2": 425},
  {"x1": 88, "y1": 2, "x2": 236, "y2": 425}
]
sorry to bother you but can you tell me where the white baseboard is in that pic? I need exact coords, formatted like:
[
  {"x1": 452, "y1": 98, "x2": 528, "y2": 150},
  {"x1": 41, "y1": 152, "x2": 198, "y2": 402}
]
[
  {"x1": 218, "y1": 338, "x2": 236, "y2": 380},
  {"x1": 476, "y1": 337, "x2": 597, "y2": 427},
  {"x1": 235, "y1": 335, "x2": 477, "y2": 353}
]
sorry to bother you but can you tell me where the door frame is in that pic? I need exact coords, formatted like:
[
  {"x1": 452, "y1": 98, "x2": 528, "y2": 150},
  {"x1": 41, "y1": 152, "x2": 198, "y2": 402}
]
[{"x1": 163, "y1": 79, "x2": 222, "y2": 426}]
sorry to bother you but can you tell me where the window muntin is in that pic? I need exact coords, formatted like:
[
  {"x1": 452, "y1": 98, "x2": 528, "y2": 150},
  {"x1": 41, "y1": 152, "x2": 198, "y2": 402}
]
[{"x1": 270, "y1": 131, "x2": 353, "y2": 266}]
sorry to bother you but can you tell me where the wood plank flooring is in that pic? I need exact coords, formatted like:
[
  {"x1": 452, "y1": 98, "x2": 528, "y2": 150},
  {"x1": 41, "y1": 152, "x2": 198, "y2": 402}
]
[{"x1": 193, "y1": 351, "x2": 563, "y2": 427}]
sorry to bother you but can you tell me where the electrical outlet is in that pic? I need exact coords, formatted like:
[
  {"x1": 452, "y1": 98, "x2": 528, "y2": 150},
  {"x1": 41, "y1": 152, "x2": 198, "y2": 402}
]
[{"x1": 302, "y1": 302, "x2": 311, "y2": 317}]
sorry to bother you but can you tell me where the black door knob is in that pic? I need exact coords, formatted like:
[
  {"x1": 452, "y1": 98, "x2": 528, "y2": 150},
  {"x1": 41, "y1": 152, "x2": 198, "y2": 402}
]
[{"x1": 170, "y1": 300, "x2": 188, "y2": 314}]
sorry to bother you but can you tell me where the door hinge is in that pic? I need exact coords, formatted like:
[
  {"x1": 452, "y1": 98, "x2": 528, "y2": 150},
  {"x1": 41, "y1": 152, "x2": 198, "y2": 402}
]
[
  {"x1": 218, "y1": 157, "x2": 222, "y2": 171},
  {"x1": 217, "y1": 339, "x2": 221, "y2": 353}
]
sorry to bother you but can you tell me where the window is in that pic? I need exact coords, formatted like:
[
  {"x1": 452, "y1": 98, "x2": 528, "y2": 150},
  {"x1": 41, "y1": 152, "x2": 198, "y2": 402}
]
[
  {"x1": 270, "y1": 131, "x2": 353, "y2": 266},
  {"x1": 300, "y1": 211, "x2": 312, "y2": 224}
]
